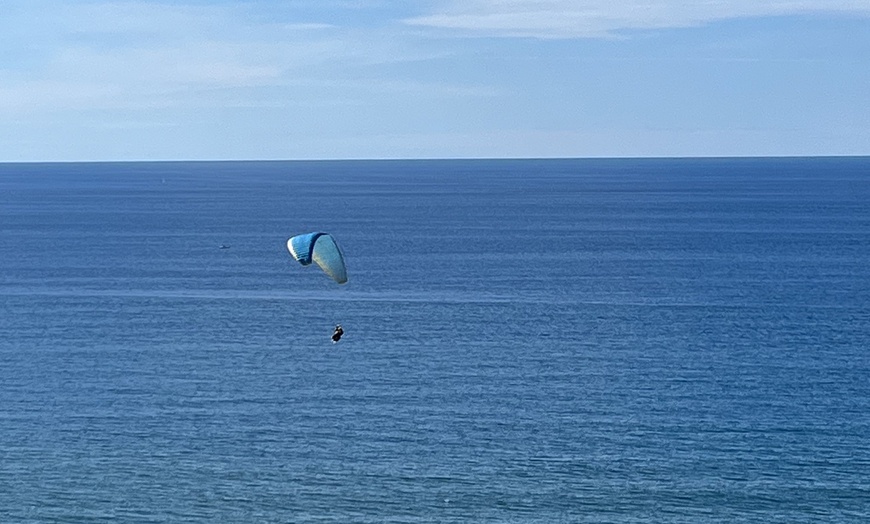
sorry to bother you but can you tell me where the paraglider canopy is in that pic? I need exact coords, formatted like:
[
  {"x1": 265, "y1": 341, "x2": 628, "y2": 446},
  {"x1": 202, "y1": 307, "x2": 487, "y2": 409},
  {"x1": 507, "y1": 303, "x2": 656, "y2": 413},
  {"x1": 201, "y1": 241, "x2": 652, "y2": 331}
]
[{"x1": 286, "y1": 232, "x2": 348, "y2": 284}]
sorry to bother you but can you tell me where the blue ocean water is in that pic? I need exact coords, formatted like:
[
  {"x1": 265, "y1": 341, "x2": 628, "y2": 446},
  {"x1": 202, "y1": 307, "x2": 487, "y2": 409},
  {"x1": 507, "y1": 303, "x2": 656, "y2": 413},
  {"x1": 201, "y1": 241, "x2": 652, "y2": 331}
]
[{"x1": 1, "y1": 158, "x2": 869, "y2": 523}]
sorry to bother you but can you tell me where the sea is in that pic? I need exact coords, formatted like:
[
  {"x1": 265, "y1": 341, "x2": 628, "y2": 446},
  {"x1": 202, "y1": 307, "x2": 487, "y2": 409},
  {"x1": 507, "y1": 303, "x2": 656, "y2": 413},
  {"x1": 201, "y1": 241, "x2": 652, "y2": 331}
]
[{"x1": 1, "y1": 157, "x2": 869, "y2": 523}]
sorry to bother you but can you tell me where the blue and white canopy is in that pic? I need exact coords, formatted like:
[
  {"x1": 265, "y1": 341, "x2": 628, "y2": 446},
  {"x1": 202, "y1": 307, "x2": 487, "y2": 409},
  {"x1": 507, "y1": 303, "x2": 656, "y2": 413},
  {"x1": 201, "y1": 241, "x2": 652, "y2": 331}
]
[{"x1": 286, "y1": 232, "x2": 348, "y2": 284}]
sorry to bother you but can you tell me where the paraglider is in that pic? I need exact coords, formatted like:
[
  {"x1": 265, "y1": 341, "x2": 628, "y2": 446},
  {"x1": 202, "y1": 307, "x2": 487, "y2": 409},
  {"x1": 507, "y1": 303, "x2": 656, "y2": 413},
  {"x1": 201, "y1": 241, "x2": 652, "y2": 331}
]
[
  {"x1": 286, "y1": 232, "x2": 348, "y2": 284},
  {"x1": 287, "y1": 232, "x2": 348, "y2": 342}
]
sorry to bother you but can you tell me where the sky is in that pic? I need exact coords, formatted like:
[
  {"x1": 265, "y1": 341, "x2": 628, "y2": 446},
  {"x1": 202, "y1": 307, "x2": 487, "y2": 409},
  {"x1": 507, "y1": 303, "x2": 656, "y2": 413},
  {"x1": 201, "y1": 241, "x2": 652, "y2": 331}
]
[{"x1": 1, "y1": 0, "x2": 869, "y2": 161}]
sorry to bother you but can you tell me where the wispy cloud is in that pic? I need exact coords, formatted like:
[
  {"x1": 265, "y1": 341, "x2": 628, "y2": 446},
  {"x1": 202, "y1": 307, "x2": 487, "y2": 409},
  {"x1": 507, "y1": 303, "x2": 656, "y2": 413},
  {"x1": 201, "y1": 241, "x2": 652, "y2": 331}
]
[
  {"x1": 0, "y1": 1, "x2": 466, "y2": 114},
  {"x1": 404, "y1": 0, "x2": 870, "y2": 38}
]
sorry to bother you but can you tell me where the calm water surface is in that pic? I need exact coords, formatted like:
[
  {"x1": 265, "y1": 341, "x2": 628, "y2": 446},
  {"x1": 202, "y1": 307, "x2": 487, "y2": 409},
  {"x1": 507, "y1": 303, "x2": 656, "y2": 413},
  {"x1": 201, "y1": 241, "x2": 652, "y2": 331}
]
[{"x1": 1, "y1": 158, "x2": 869, "y2": 522}]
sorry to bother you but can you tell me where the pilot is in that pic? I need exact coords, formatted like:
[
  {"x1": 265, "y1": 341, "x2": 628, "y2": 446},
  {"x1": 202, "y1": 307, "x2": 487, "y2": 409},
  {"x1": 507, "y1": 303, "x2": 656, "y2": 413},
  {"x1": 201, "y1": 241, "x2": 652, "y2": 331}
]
[{"x1": 332, "y1": 324, "x2": 344, "y2": 343}]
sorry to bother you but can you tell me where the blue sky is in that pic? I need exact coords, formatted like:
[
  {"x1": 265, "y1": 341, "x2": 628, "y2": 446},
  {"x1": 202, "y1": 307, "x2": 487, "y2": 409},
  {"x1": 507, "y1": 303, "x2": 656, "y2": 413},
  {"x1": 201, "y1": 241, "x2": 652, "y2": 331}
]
[{"x1": 1, "y1": 0, "x2": 868, "y2": 161}]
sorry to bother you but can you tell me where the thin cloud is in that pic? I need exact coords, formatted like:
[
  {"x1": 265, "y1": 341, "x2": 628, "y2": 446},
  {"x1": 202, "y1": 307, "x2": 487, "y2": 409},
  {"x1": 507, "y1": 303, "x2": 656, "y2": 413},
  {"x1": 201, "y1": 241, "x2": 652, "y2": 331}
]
[
  {"x1": 0, "y1": 2, "x2": 463, "y2": 114},
  {"x1": 404, "y1": 0, "x2": 870, "y2": 38}
]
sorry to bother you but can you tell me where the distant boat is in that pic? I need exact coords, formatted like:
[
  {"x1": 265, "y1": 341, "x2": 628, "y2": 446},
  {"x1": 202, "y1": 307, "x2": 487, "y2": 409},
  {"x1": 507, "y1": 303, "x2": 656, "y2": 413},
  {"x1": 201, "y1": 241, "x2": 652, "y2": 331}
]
[{"x1": 220, "y1": 244, "x2": 230, "y2": 249}]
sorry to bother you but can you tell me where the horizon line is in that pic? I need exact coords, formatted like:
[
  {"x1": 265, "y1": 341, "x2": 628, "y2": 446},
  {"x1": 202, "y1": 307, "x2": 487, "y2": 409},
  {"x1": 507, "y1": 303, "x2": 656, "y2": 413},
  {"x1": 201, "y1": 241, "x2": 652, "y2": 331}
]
[{"x1": 2, "y1": 154, "x2": 869, "y2": 165}]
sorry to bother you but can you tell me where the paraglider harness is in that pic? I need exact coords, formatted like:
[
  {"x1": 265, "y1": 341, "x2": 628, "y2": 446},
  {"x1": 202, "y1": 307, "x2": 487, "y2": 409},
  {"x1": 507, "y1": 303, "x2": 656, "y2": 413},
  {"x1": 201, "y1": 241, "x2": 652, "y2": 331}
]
[{"x1": 332, "y1": 325, "x2": 344, "y2": 343}]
